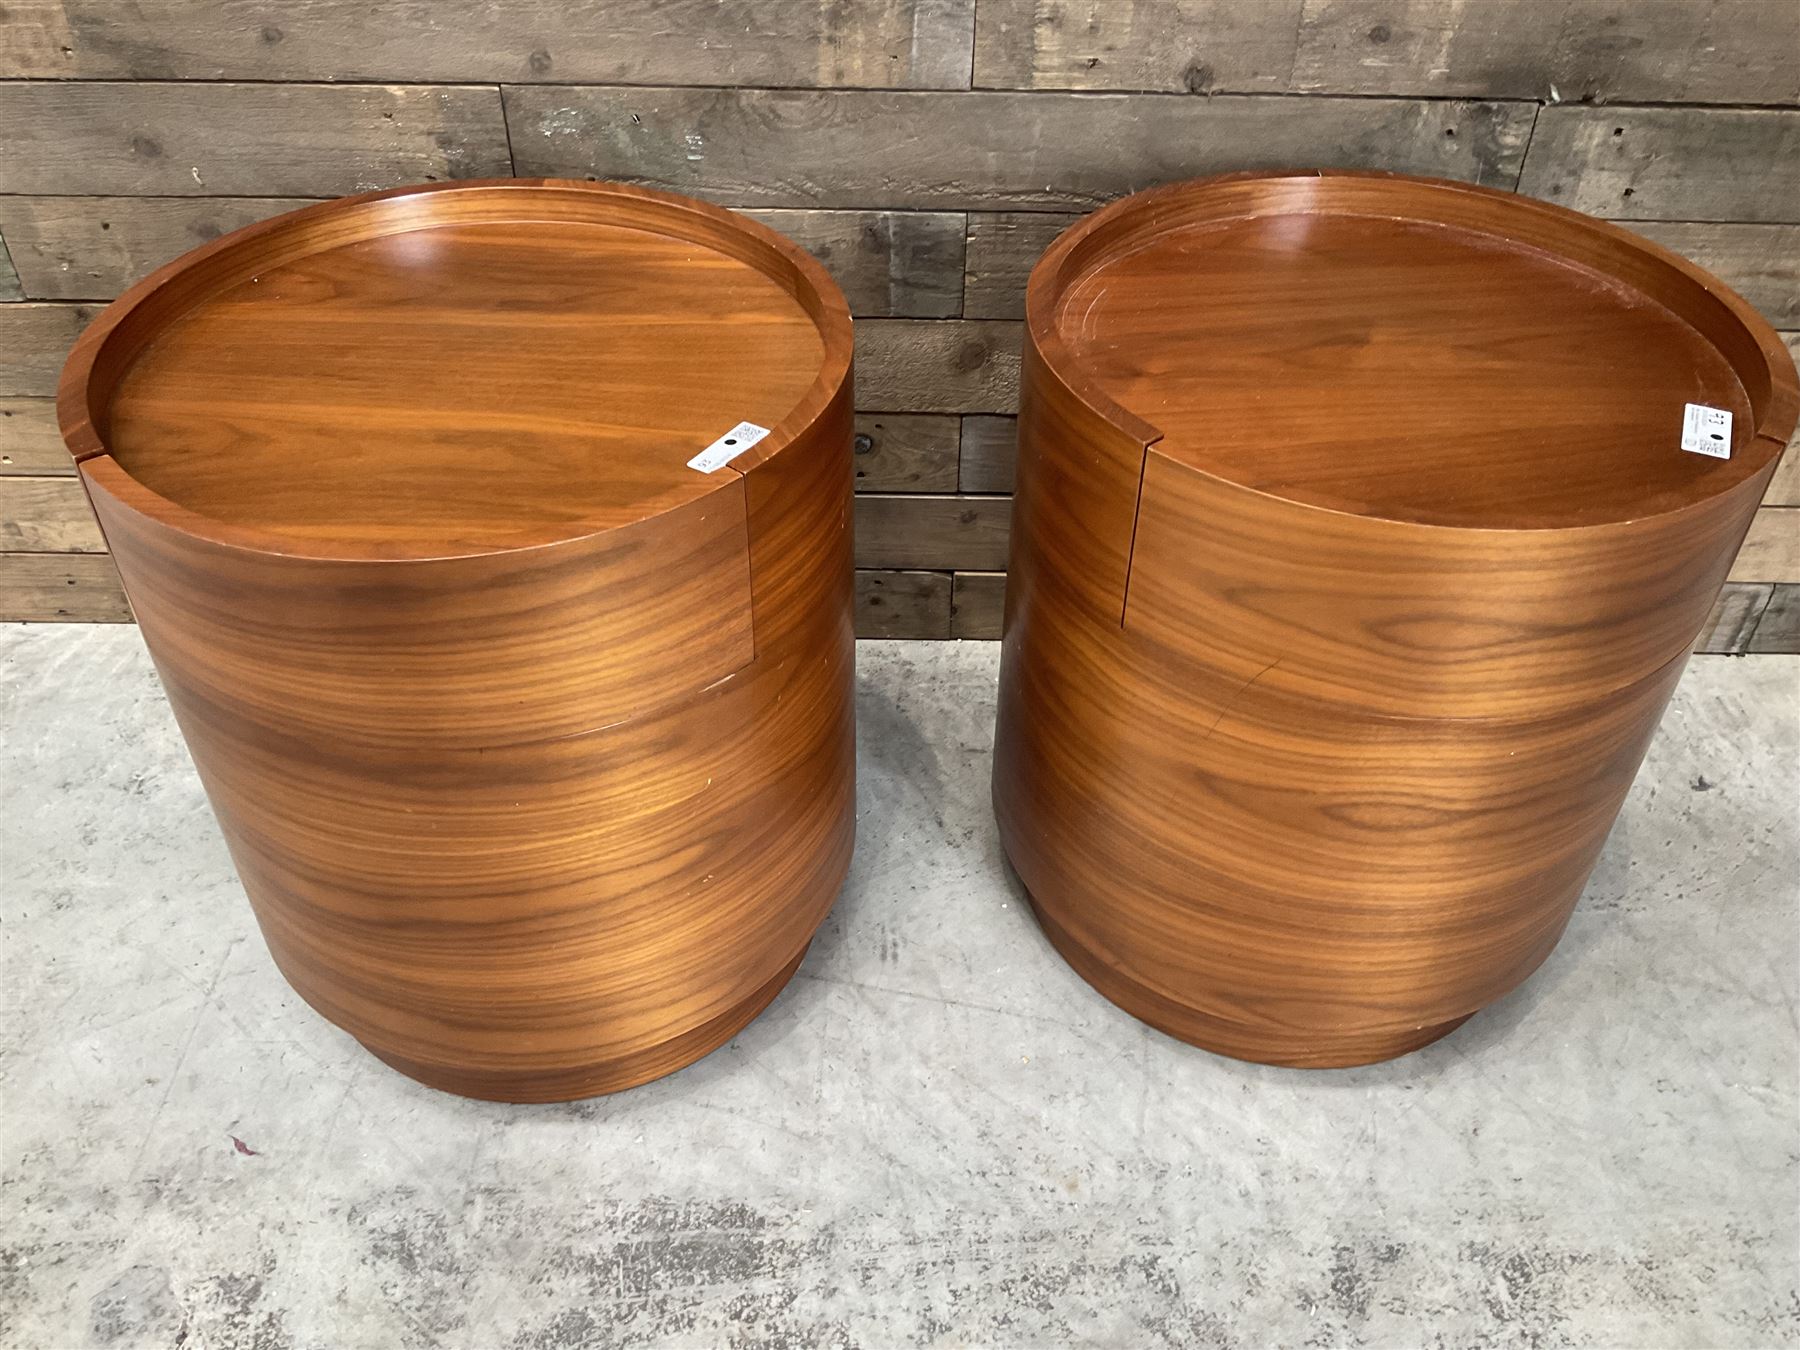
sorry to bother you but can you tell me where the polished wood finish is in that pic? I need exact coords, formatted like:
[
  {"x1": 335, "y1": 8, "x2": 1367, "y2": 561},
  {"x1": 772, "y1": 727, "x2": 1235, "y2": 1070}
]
[
  {"x1": 59, "y1": 179, "x2": 856, "y2": 1101},
  {"x1": 995, "y1": 171, "x2": 1798, "y2": 1067}
]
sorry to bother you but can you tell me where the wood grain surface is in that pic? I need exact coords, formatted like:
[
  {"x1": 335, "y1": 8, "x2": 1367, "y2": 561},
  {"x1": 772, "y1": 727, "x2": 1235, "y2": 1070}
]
[
  {"x1": 950, "y1": 572, "x2": 1007, "y2": 639},
  {"x1": 0, "y1": 304, "x2": 101, "y2": 395},
  {"x1": 504, "y1": 87, "x2": 1536, "y2": 210},
  {"x1": 994, "y1": 171, "x2": 1799, "y2": 1066},
  {"x1": 0, "y1": 553, "x2": 129, "y2": 620},
  {"x1": 1697, "y1": 583, "x2": 1776, "y2": 654},
  {"x1": 857, "y1": 569, "x2": 954, "y2": 639},
  {"x1": 854, "y1": 320, "x2": 1023, "y2": 413},
  {"x1": 3, "y1": 0, "x2": 976, "y2": 88},
  {"x1": 0, "y1": 399, "x2": 72, "y2": 475},
  {"x1": 1748, "y1": 585, "x2": 1800, "y2": 652},
  {"x1": 967, "y1": 213, "x2": 1800, "y2": 328},
  {"x1": 957, "y1": 416, "x2": 1019, "y2": 494},
  {"x1": 0, "y1": 83, "x2": 512, "y2": 197},
  {"x1": 851, "y1": 414, "x2": 960, "y2": 493},
  {"x1": 1518, "y1": 106, "x2": 1800, "y2": 223},
  {"x1": 972, "y1": 0, "x2": 1800, "y2": 104},
  {"x1": 0, "y1": 197, "x2": 966, "y2": 317},
  {"x1": 60, "y1": 179, "x2": 857, "y2": 1101},
  {"x1": 855, "y1": 494, "x2": 1012, "y2": 572},
  {"x1": 0, "y1": 239, "x2": 20, "y2": 301}
]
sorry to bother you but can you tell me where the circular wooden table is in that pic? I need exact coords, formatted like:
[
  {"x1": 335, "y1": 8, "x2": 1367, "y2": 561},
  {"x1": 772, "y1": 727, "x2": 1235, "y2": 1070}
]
[
  {"x1": 59, "y1": 180, "x2": 856, "y2": 1101},
  {"x1": 995, "y1": 171, "x2": 1797, "y2": 1067}
]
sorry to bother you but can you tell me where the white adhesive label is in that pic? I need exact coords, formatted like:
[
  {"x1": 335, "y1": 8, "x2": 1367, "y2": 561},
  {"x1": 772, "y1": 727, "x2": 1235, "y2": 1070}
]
[
  {"x1": 1680, "y1": 403, "x2": 1733, "y2": 459},
  {"x1": 687, "y1": 421, "x2": 771, "y2": 473}
]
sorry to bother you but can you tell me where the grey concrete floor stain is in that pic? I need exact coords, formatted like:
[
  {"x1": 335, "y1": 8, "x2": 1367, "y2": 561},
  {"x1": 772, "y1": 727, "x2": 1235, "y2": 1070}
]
[{"x1": 2, "y1": 627, "x2": 1797, "y2": 1348}]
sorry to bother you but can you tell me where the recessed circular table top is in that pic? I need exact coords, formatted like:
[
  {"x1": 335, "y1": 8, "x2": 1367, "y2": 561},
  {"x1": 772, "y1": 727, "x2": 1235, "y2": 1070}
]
[
  {"x1": 1043, "y1": 173, "x2": 1790, "y2": 531},
  {"x1": 65, "y1": 180, "x2": 842, "y2": 555}
]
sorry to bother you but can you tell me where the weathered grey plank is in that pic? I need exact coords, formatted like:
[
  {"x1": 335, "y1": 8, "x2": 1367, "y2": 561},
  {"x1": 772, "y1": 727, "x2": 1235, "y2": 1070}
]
[
  {"x1": 1746, "y1": 583, "x2": 1800, "y2": 654},
  {"x1": 745, "y1": 210, "x2": 965, "y2": 318},
  {"x1": 1628, "y1": 223, "x2": 1800, "y2": 329},
  {"x1": 1519, "y1": 107, "x2": 1800, "y2": 223},
  {"x1": 0, "y1": 232, "x2": 22, "y2": 301},
  {"x1": 974, "y1": 0, "x2": 1302, "y2": 95},
  {"x1": 973, "y1": 0, "x2": 1800, "y2": 104},
  {"x1": 959, "y1": 415, "x2": 1019, "y2": 494},
  {"x1": 963, "y1": 213, "x2": 1077, "y2": 319},
  {"x1": 1693, "y1": 582, "x2": 1773, "y2": 654},
  {"x1": 0, "y1": 303, "x2": 100, "y2": 395},
  {"x1": 853, "y1": 414, "x2": 960, "y2": 493},
  {"x1": 0, "y1": 553, "x2": 130, "y2": 621},
  {"x1": 855, "y1": 495, "x2": 1012, "y2": 570},
  {"x1": 965, "y1": 214, "x2": 1800, "y2": 327},
  {"x1": 0, "y1": 83, "x2": 512, "y2": 197},
  {"x1": 0, "y1": 399, "x2": 71, "y2": 476},
  {"x1": 856, "y1": 321, "x2": 1022, "y2": 414},
  {"x1": 1293, "y1": 0, "x2": 1799, "y2": 105},
  {"x1": 0, "y1": 477, "x2": 104, "y2": 551},
  {"x1": 951, "y1": 571, "x2": 1007, "y2": 638},
  {"x1": 1768, "y1": 336, "x2": 1800, "y2": 507},
  {"x1": 0, "y1": 196, "x2": 967, "y2": 316},
  {"x1": 855, "y1": 569, "x2": 955, "y2": 638},
  {"x1": 1728, "y1": 508, "x2": 1800, "y2": 583},
  {"x1": 506, "y1": 87, "x2": 1536, "y2": 210},
  {"x1": 1, "y1": 0, "x2": 976, "y2": 89},
  {"x1": 0, "y1": 196, "x2": 316, "y2": 301}
]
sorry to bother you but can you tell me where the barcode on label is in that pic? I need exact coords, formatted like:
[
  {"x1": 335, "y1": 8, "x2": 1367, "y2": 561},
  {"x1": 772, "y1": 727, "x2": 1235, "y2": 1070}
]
[
  {"x1": 1680, "y1": 403, "x2": 1732, "y2": 459},
  {"x1": 688, "y1": 421, "x2": 771, "y2": 473}
]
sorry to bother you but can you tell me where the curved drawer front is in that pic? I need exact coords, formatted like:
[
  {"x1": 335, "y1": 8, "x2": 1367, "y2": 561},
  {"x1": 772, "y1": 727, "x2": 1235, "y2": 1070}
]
[
  {"x1": 1121, "y1": 445, "x2": 1771, "y2": 720},
  {"x1": 85, "y1": 457, "x2": 756, "y2": 751}
]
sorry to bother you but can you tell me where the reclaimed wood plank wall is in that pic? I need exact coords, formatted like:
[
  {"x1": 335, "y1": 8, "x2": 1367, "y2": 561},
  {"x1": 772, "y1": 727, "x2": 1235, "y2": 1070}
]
[{"x1": 2, "y1": 0, "x2": 1796, "y2": 649}]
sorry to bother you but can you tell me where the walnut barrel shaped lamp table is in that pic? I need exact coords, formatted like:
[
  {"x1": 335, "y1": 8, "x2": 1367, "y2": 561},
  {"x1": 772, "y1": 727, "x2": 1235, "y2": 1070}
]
[
  {"x1": 58, "y1": 180, "x2": 857, "y2": 1102},
  {"x1": 995, "y1": 171, "x2": 1797, "y2": 1067}
]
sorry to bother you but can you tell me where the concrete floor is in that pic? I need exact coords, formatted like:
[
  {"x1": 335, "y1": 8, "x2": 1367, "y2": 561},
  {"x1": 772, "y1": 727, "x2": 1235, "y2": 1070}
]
[{"x1": 1, "y1": 625, "x2": 1796, "y2": 1349}]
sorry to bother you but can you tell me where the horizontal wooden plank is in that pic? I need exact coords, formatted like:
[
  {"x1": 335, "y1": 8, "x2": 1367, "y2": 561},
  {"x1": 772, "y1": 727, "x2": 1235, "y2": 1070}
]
[
  {"x1": 1765, "y1": 336, "x2": 1800, "y2": 507},
  {"x1": 973, "y1": 0, "x2": 1800, "y2": 105},
  {"x1": 857, "y1": 321, "x2": 1022, "y2": 414},
  {"x1": 1300, "y1": 0, "x2": 1799, "y2": 106},
  {"x1": 951, "y1": 571, "x2": 1006, "y2": 638},
  {"x1": 744, "y1": 210, "x2": 964, "y2": 318},
  {"x1": 965, "y1": 215, "x2": 1800, "y2": 329},
  {"x1": 2, "y1": 0, "x2": 975, "y2": 89},
  {"x1": 0, "y1": 552, "x2": 129, "y2": 621},
  {"x1": 964, "y1": 213, "x2": 1077, "y2": 319},
  {"x1": 855, "y1": 569, "x2": 954, "y2": 638},
  {"x1": 0, "y1": 196, "x2": 315, "y2": 300},
  {"x1": 855, "y1": 494, "x2": 1012, "y2": 570},
  {"x1": 0, "y1": 196, "x2": 967, "y2": 317},
  {"x1": 853, "y1": 414, "x2": 960, "y2": 493},
  {"x1": 1693, "y1": 582, "x2": 1773, "y2": 655},
  {"x1": 0, "y1": 303, "x2": 99, "y2": 395},
  {"x1": 506, "y1": 88, "x2": 1536, "y2": 211},
  {"x1": 1747, "y1": 584, "x2": 1800, "y2": 654},
  {"x1": 974, "y1": 0, "x2": 1301, "y2": 96},
  {"x1": 1729, "y1": 507, "x2": 1800, "y2": 583},
  {"x1": 0, "y1": 399, "x2": 70, "y2": 475},
  {"x1": 0, "y1": 231, "x2": 21, "y2": 300},
  {"x1": 0, "y1": 83, "x2": 512, "y2": 197},
  {"x1": 1628, "y1": 224, "x2": 1800, "y2": 329},
  {"x1": 0, "y1": 476, "x2": 103, "y2": 551},
  {"x1": 959, "y1": 415, "x2": 1018, "y2": 494},
  {"x1": 1519, "y1": 106, "x2": 1800, "y2": 223}
]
